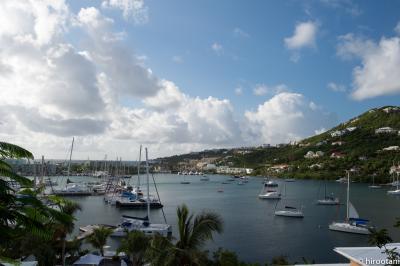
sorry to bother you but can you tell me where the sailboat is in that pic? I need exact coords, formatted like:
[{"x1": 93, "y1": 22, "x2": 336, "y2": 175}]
[
  {"x1": 274, "y1": 184, "x2": 304, "y2": 218},
  {"x1": 181, "y1": 173, "x2": 190, "y2": 184},
  {"x1": 258, "y1": 182, "x2": 281, "y2": 199},
  {"x1": 368, "y1": 174, "x2": 381, "y2": 189},
  {"x1": 329, "y1": 171, "x2": 371, "y2": 235},
  {"x1": 317, "y1": 179, "x2": 339, "y2": 205},
  {"x1": 53, "y1": 138, "x2": 91, "y2": 196},
  {"x1": 111, "y1": 148, "x2": 171, "y2": 237},
  {"x1": 387, "y1": 172, "x2": 400, "y2": 195}
]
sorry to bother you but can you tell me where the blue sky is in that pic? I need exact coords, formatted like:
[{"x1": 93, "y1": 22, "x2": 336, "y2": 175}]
[
  {"x1": 70, "y1": 0, "x2": 400, "y2": 120},
  {"x1": 1, "y1": 0, "x2": 400, "y2": 158}
]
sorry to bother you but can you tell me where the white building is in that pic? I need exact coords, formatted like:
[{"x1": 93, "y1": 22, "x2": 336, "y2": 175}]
[
  {"x1": 375, "y1": 127, "x2": 397, "y2": 134},
  {"x1": 382, "y1": 146, "x2": 399, "y2": 151},
  {"x1": 304, "y1": 151, "x2": 324, "y2": 159}
]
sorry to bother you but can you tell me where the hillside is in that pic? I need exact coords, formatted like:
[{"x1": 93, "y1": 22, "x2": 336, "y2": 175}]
[{"x1": 160, "y1": 106, "x2": 400, "y2": 182}]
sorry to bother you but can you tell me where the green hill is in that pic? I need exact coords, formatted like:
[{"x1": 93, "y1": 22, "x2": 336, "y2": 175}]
[
  {"x1": 230, "y1": 106, "x2": 400, "y2": 182},
  {"x1": 160, "y1": 106, "x2": 400, "y2": 183}
]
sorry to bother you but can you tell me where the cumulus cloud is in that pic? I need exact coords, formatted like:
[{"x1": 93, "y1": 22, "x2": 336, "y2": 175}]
[
  {"x1": 284, "y1": 21, "x2": 318, "y2": 50},
  {"x1": 101, "y1": 0, "x2": 148, "y2": 24},
  {"x1": 337, "y1": 31, "x2": 400, "y2": 100},
  {"x1": 0, "y1": 0, "x2": 337, "y2": 159},
  {"x1": 244, "y1": 92, "x2": 336, "y2": 144}
]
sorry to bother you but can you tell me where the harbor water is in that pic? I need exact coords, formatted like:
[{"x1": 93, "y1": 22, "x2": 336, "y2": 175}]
[{"x1": 55, "y1": 174, "x2": 400, "y2": 264}]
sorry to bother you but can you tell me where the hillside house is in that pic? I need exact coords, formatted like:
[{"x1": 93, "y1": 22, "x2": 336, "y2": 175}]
[
  {"x1": 304, "y1": 151, "x2": 324, "y2": 159},
  {"x1": 332, "y1": 141, "x2": 345, "y2": 146},
  {"x1": 309, "y1": 163, "x2": 323, "y2": 169},
  {"x1": 269, "y1": 164, "x2": 290, "y2": 173},
  {"x1": 375, "y1": 127, "x2": 397, "y2": 134},
  {"x1": 382, "y1": 106, "x2": 400, "y2": 113},
  {"x1": 382, "y1": 146, "x2": 400, "y2": 151},
  {"x1": 331, "y1": 152, "x2": 345, "y2": 159},
  {"x1": 331, "y1": 130, "x2": 344, "y2": 137}
]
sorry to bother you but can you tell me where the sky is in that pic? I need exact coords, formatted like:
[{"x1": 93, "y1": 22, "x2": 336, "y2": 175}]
[{"x1": 0, "y1": 0, "x2": 400, "y2": 160}]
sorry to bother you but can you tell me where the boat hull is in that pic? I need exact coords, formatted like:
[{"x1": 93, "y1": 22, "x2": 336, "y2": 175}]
[
  {"x1": 329, "y1": 222, "x2": 370, "y2": 235},
  {"x1": 115, "y1": 201, "x2": 164, "y2": 209},
  {"x1": 274, "y1": 210, "x2": 303, "y2": 218}
]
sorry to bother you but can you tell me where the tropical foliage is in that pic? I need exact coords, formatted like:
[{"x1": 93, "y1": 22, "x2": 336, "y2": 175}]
[
  {"x1": 0, "y1": 142, "x2": 82, "y2": 265},
  {"x1": 86, "y1": 226, "x2": 113, "y2": 256}
]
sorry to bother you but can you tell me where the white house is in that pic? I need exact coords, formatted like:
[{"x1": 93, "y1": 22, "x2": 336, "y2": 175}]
[
  {"x1": 382, "y1": 146, "x2": 400, "y2": 151},
  {"x1": 331, "y1": 130, "x2": 344, "y2": 137},
  {"x1": 375, "y1": 127, "x2": 397, "y2": 134},
  {"x1": 304, "y1": 151, "x2": 324, "y2": 159}
]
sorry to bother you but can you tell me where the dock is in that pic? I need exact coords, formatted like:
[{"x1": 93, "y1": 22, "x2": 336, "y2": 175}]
[{"x1": 77, "y1": 224, "x2": 116, "y2": 240}]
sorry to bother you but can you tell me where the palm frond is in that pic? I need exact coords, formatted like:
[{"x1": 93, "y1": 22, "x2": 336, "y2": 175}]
[{"x1": 0, "y1": 142, "x2": 33, "y2": 159}]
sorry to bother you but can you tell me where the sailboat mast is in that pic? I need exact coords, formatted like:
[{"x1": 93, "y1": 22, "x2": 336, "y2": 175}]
[
  {"x1": 67, "y1": 137, "x2": 74, "y2": 178},
  {"x1": 145, "y1": 147, "x2": 150, "y2": 222},
  {"x1": 137, "y1": 145, "x2": 142, "y2": 188},
  {"x1": 346, "y1": 170, "x2": 350, "y2": 221}
]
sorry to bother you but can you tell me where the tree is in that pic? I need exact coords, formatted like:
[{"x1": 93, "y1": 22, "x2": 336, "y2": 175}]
[
  {"x1": 117, "y1": 231, "x2": 150, "y2": 266},
  {"x1": 148, "y1": 204, "x2": 223, "y2": 266},
  {"x1": 0, "y1": 142, "x2": 72, "y2": 263},
  {"x1": 86, "y1": 226, "x2": 113, "y2": 256},
  {"x1": 369, "y1": 218, "x2": 400, "y2": 265}
]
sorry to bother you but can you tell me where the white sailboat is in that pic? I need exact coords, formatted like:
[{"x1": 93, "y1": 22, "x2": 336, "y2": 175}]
[
  {"x1": 387, "y1": 173, "x2": 400, "y2": 195},
  {"x1": 368, "y1": 175, "x2": 381, "y2": 189},
  {"x1": 317, "y1": 179, "x2": 339, "y2": 205},
  {"x1": 329, "y1": 171, "x2": 370, "y2": 235},
  {"x1": 111, "y1": 148, "x2": 171, "y2": 237},
  {"x1": 53, "y1": 137, "x2": 91, "y2": 196},
  {"x1": 258, "y1": 183, "x2": 281, "y2": 199},
  {"x1": 274, "y1": 184, "x2": 303, "y2": 218}
]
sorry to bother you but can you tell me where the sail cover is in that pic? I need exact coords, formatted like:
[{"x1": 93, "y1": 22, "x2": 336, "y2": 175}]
[{"x1": 348, "y1": 202, "x2": 359, "y2": 219}]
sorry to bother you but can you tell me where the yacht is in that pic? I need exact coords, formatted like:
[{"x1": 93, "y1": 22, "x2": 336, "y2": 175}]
[
  {"x1": 317, "y1": 180, "x2": 340, "y2": 205},
  {"x1": 111, "y1": 148, "x2": 171, "y2": 237},
  {"x1": 264, "y1": 179, "x2": 279, "y2": 187},
  {"x1": 258, "y1": 190, "x2": 281, "y2": 199},
  {"x1": 329, "y1": 171, "x2": 371, "y2": 235},
  {"x1": 388, "y1": 174, "x2": 400, "y2": 195},
  {"x1": 275, "y1": 206, "x2": 304, "y2": 218}
]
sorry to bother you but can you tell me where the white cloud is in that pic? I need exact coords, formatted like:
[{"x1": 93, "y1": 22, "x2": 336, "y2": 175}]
[
  {"x1": 233, "y1": 27, "x2": 249, "y2": 38},
  {"x1": 244, "y1": 92, "x2": 336, "y2": 144},
  {"x1": 101, "y1": 0, "x2": 148, "y2": 24},
  {"x1": 211, "y1": 42, "x2": 223, "y2": 55},
  {"x1": 253, "y1": 84, "x2": 288, "y2": 96},
  {"x1": 0, "y1": 0, "x2": 337, "y2": 159},
  {"x1": 395, "y1": 22, "x2": 400, "y2": 35},
  {"x1": 337, "y1": 31, "x2": 400, "y2": 100},
  {"x1": 327, "y1": 82, "x2": 346, "y2": 92},
  {"x1": 284, "y1": 21, "x2": 318, "y2": 50}
]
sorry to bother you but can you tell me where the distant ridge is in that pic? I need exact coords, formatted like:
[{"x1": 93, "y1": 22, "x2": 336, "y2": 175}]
[{"x1": 160, "y1": 106, "x2": 400, "y2": 182}]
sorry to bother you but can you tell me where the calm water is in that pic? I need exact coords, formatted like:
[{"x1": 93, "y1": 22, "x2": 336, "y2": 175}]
[{"x1": 54, "y1": 174, "x2": 400, "y2": 264}]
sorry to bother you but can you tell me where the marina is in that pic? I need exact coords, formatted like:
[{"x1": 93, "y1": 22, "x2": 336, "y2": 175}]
[{"x1": 51, "y1": 174, "x2": 400, "y2": 264}]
